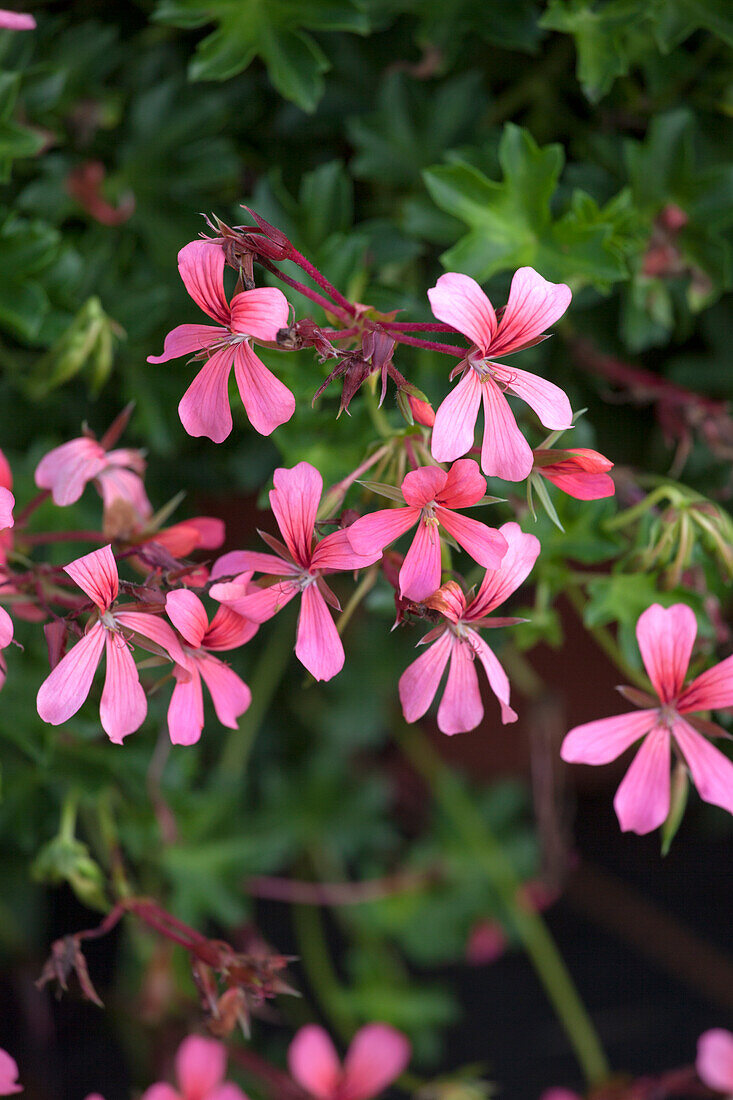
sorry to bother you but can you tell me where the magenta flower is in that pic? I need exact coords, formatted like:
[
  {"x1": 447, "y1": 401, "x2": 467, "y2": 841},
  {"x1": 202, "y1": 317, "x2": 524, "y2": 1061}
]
[
  {"x1": 209, "y1": 462, "x2": 381, "y2": 682},
  {"x1": 35, "y1": 436, "x2": 151, "y2": 518},
  {"x1": 561, "y1": 603, "x2": 733, "y2": 834},
  {"x1": 428, "y1": 268, "x2": 573, "y2": 481},
  {"x1": 140, "y1": 1034, "x2": 248, "y2": 1100},
  {"x1": 697, "y1": 1029, "x2": 733, "y2": 1095},
  {"x1": 346, "y1": 459, "x2": 507, "y2": 602},
  {"x1": 0, "y1": 605, "x2": 13, "y2": 692},
  {"x1": 0, "y1": 1047, "x2": 21, "y2": 1096},
  {"x1": 288, "y1": 1023, "x2": 411, "y2": 1100},
  {"x1": 0, "y1": 10, "x2": 35, "y2": 30},
  {"x1": 399, "y1": 522, "x2": 540, "y2": 734},
  {"x1": 36, "y1": 545, "x2": 186, "y2": 743},
  {"x1": 533, "y1": 447, "x2": 615, "y2": 501},
  {"x1": 0, "y1": 484, "x2": 13, "y2": 530},
  {"x1": 147, "y1": 240, "x2": 293, "y2": 443},
  {"x1": 165, "y1": 588, "x2": 256, "y2": 746}
]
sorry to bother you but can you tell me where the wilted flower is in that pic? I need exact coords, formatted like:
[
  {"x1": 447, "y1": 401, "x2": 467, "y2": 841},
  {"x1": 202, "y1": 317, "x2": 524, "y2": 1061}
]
[{"x1": 288, "y1": 1023, "x2": 411, "y2": 1100}]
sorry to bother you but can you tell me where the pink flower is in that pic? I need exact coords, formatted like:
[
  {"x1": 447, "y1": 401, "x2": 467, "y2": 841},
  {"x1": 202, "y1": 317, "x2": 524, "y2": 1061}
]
[
  {"x1": 0, "y1": 1047, "x2": 21, "y2": 1095},
  {"x1": 0, "y1": 485, "x2": 13, "y2": 530},
  {"x1": 0, "y1": 10, "x2": 35, "y2": 30},
  {"x1": 288, "y1": 1023, "x2": 411, "y2": 1100},
  {"x1": 346, "y1": 459, "x2": 507, "y2": 602},
  {"x1": 407, "y1": 394, "x2": 435, "y2": 427},
  {"x1": 466, "y1": 919, "x2": 507, "y2": 965},
  {"x1": 147, "y1": 240, "x2": 293, "y2": 442},
  {"x1": 35, "y1": 436, "x2": 151, "y2": 517},
  {"x1": 561, "y1": 603, "x2": 733, "y2": 834},
  {"x1": 399, "y1": 521, "x2": 540, "y2": 734},
  {"x1": 147, "y1": 517, "x2": 225, "y2": 559},
  {"x1": 697, "y1": 1029, "x2": 733, "y2": 1095},
  {"x1": 36, "y1": 545, "x2": 185, "y2": 743},
  {"x1": 0, "y1": 605, "x2": 14, "y2": 692},
  {"x1": 428, "y1": 269, "x2": 573, "y2": 481},
  {"x1": 165, "y1": 589, "x2": 256, "y2": 746},
  {"x1": 539, "y1": 1090, "x2": 581, "y2": 1100},
  {"x1": 141, "y1": 1034, "x2": 248, "y2": 1100},
  {"x1": 209, "y1": 462, "x2": 381, "y2": 682},
  {"x1": 533, "y1": 448, "x2": 615, "y2": 501}
]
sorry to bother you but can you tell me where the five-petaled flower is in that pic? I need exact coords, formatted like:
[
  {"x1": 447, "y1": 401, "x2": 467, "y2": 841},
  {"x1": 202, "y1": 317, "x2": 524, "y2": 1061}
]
[
  {"x1": 209, "y1": 462, "x2": 381, "y2": 682},
  {"x1": 288, "y1": 1023, "x2": 411, "y2": 1100},
  {"x1": 428, "y1": 268, "x2": 573, "y2": 481},
  {"x1": 346, "y1": 459, "x2": 507, "y2": 603},
  {"x1": 697, "y1": 1029, "x2": 733, "y2": 1097},
  {"x1": 561, "y1": 603, "x2": 733, "y2": 834},
  {"x1": 147, "y1": 239, "x2": 293, "y2": 443},
  {"x1": 533, "y1": 447, "x2": 615, "y2": 500},
  {"x1": 140, "y1": 1033, "x2": 249, "y2": 1100},
  {"x1": 399, "y1": 522, "x2": 540, "y2": 734},
  {"x1": 36, "y1": 545, "x2": 185, "y2": 743},
  {"x1": 35, "y1": 435, "x2": 151, "y2": 518}
]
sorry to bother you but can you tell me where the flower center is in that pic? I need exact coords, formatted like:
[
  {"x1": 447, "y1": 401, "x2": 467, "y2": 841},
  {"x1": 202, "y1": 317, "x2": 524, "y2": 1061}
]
[
  {"x1": 420, "y1": 501, "x2": 438, "y2": 524},
  {"x1": 469, "y1": 354, "x2": 515, "y2": 391}
]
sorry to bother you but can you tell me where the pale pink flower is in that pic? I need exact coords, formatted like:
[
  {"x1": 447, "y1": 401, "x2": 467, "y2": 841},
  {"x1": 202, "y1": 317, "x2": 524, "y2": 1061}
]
[
  {"x1": 141, "y1": 1034, "x2": 248, "y2": 1100},
  {"x1": 0, "y1": 10, "x2": 35, "y2": 30},
  {"x1": 147, "y1": 239, "x2": 293, "y2": 442},
  {"x1": 36, "y1": 545, "x2": 185, "y2": 743},
  {"x1": 288, "y1": 1023, "x2": 411, "y2": 1100},
  {"x1": 561, "y1": 603, "x2": 733, "y2": 834},
  {"x1": 209, "y1": 462, "x2": 381, "y2": 681},
  {"x1": 35, "y1": 436, "x2": 151, "y2": 517},
  {"x1": 428, "y1": 269, "x2": 573, "y2": 481},
  {"x1": 165, "y1": 588, "x2": 256, "y2": 746},
  {"x1": 0, "y1": 452, "x2": 39, "y2": 624},
  {"x1": 0, "y1": 485, "x2": 13, "y2": 530},
  {"x1": 697, "y1": 1029, "x2": 733, "y2": 1095},
  {"x1": 534, "y1": 448, "x2": 615, "y2": 501},
  {"x1": 346, "y1": 459, "x2": 507, "y2": 602},
  {"x1": 399, "y1": 522, "x2": 540, "y2": 734},
  {"x1": 0, "y1": 1047, "x2": 21, "y2": 1095},
  {"x1": 0, "y1": 604, "x2": 14, "y2": 692}
]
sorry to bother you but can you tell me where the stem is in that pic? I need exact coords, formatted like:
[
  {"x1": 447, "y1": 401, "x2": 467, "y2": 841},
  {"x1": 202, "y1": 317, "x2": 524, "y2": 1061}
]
[
  {"x1": 245, "y1": 868, "x2": 435, "y2": 906},
  {"x1": 395, "y1": 720, "x2": 610, "y2": 1088},
  {"x1": 22, "y1": 529, "x2": 106, "y2": 545},
  {"x1": 287, "y1": 247, "x2": 357, "y2": 317},
  {"x1": 383, "y1": 321, "x2": 457, "y2": 333},
  {"x1": 14, "y1": 488, "x2": 51, "y2": 528},
  {"x1": 390, "y1": 332, "x2": 465, "y2": 356},
  {"x1": 336, "y1": 567, "x2": 378, "y2": 637},
  {"x1": 257, "y1": 256, "x2": 353, "y2": 322}
]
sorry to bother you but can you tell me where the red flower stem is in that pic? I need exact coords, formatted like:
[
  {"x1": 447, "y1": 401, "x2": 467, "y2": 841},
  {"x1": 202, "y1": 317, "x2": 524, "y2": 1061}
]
[
  {"x1": 320, "y1": 326, "x2": 360, "y2": 341},
  {"x1": 21, "y1": 530, "x2": 106, "y2": 545},
  {"x1": 258, "y1": 258, "x2": 353, "y2": 321},
  {"x1": 384, "y1": 321, "x2": 457, "y2": 333},
  {"x1": 14, "y1": 489, "x2": 51, "y2": 528},
  {"x1": 287, "y1": 246, "x2": 357, "y2": 316},
  {"x1": 389, "y1": 332, "x2": 466, "y2": 356},
  {"x1": 244, "y1": 868, "x2": 437, "y2": 906}
]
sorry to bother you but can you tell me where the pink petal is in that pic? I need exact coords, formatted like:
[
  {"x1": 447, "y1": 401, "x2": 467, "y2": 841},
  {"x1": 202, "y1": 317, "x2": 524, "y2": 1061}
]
[
  {"x1": 212, "y1": 580, "x2": 299, "y2": 623},
  {"x1": 175, "y1": 1034, "x2": 227, "y2": 1097},
  {"x1": 636, "y1": 603, "x2": 696, "y2": 704},
  {"x1": 677, "y1": 652, "x2": 733, "y2": 714},
  {"x1": 233, "y1": 342, "x2": 295, "y2": 436},
  {"x1": 270, "y1": 462, "x2": 322, "y2": 567},
  {"x1": 96, "y1": 467, "x2": 152, "y2": 520},
  {"x1": 437, "y1": 639, "x2": 484, "y2": 735},
  {"x1": 471, "y1": 631, "x2": 518, "y2": 724},
  {"x1": 399, "y1": 629, "x2": 453, "y2": 723},
  {"x1": 146, "y1": 323, "x2": 225, "y2": 364},
  {"x1": 561, "y1": 710, "x2": 659, "y2": 765},
  {"x1": 100, "y1": 631, "x2": 147, "y2": 743},
  {"x1": 401, "y1": 465, "x2": 447, "y2": 507},
  {"x1": 65, "y1": 544, "x2": 118, "y2": 612},
  {"x1": 0, "y1": 1046, "x2": 22, "y2": 1094},
  {"x1": 296, "y1": 584, "x2": 344, "y2": 681},
  {"x1": 230, "y1": 286, "x2": 290, "y2": 340},
  {"x1": 183, "y1": 516, "x2": 225, "y2": 550},
  {"x1": 502, "y1": 366, "x2": 572, "y2": 430},
  {"x1": 140, "y1": 1086, "x2": 180, "y2": 1100},
  {"x1": 696, "y1": 1029, "x2": 733, "y2": 1094},
  {"x1": 198, "y1": 654, "x2": 252, "y2": 727},
  {"x1": 431, "y1": 369, "x2": 482, "y2": 463},
  {"x1": 204, "y1": 606, "x2": 258, "y2": 650},
  {"x1": 480, "y1": 378, "x2": 533, "y2": 481},
  {"x1": 0, "y1": 486, "x2": 14, "y2": 530},
  {"x1": 490, "y1": 267, "x2": 571, "y2": 357},
  {"x1": 345, "y1": 507, "x2": 417, "y2": 557},
  {"x1": 613, "y1": 726, "x2": 671, "y2": 834},
  {"x1": 208, "y1": 1087, "x2": 249, "y2": 1100},
  {"x1": 342, "y1": 1024, "x2": 411, "y2": 1100},
  {"x1": 540, "y1": 468, "x2": 615, "y2": 500},
  {"x1": 0, "y1": 448, "x2": 12, "y2": 491},
  {"x1": 436, "y1": 458, "x2": 486, "y2": 509},
  {"x1": 178, "y1": 240, "x2": 230, "y2": 325},
  {"x1": 114, "y1": 611, "x2": 187, "y2": 667},
  {"x1": 0, "y1": 605, "x2": 13, "y2": 649},
  {"x1": 178, "y1": 346, "x2": 234, "y2": 444},
  {"x1": 212, "y1": 551, "x2": 298, "y2": 578},
  {"x1": 399, "y1": 519, "x2": 442, "y2": 602},
  {"x1": 35, "y1": 437, "x2": 106, "y2": 506},
  {"x1": 310, "y1": 528, "x2": 383, "y2": 572},
  {"x1": 427, "y1": 272, "x2": 496, "y2": 351},
  {"x1": 539, "y1": 1091, "x2": 582, "y2": 1100},
  {"x1": 673, "y1": 716, "x2": 733, "y2": 818},
  {"x1": 467, "y1": 522, "x2": 540, "y2": 618},
  {"x1": 436, "y1": 507, "x2": 507, "y2": 570},
  {"x1": 288, "y1": 1025, "x2": 342, "y2": 1100},
  {"x1": 36, "y1": 622, "x2": 105, "y2": 725},
  {"x1": 166, "y1": 589, "x2": 208, "y2": 647},
  {"x1": 0, "y1": 10, "x2": 36, "y2": 30},
  {"x1": 168, "y1": 664, "x2": 205, "y2": 746}
]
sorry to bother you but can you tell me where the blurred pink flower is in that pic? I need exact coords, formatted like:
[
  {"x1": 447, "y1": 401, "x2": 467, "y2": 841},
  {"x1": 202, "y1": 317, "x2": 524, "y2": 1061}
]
[
  {"x1": 428, "y1": 268, "x2": 572, "y2": 481},
  {"x1": 0, "y1": 10, "x2": 35, "y2": 30},
  {"x1": 0, "y1": 485, "x2": 14, "y2": 529},
  {"x1": 0, "y1": 604, "x2": 14, "y2": 692},
  {"x1": 347, "y1": 459, "x2": 507, "y2": 602},
  {"x1": 562, "y1": 603, "x2": 733, "y2": 834},
  {"x1": 697, "y1": 1029, "x2": 733, "y2": 1095},
  {"x1": 539, "y1": 1090, "x2": 581, "y2": 1100},
  {"x1": 35, "y1": 436, "x2": 151, "y2": 518},
  {"x1": 0, "y1": 1047, "x2": 21, "y2": 1095},
  {"x1": 209, "y1": 462, "x2": 381, "y2": 681},
  {"x1": 466, "y1": 919, "x2": 507, "y2": 965},
  {"x1": 288, "y1": 1023, "x2": 411, "y2": 1100},
  {"x1": 165, "y1": 588, "x2": 256, "y2": 745},
  {"x1": 147, "y1": 239, "x2": 293, "y2": 442},
  {"x1": 36, "y1": 545, "x2": 185, "y2": 742},
  {"x1": 533, "y1": 448, "x2": 615, "y2": 501},
  {"x1": 399, "y1": 521, "x2": 540, "y2": 734},
  {"x1": 141, "y1": 1034, "x2": 248, "y2": 1100}
]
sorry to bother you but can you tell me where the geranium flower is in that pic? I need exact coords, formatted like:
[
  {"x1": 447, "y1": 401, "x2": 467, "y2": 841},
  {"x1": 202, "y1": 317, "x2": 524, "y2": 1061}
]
[
  {"x1": 0, "y1": 10, "x2": 35, "y2": 30},
  {"x1": 561, "y1": 603, "x2": 733, "y2": 834},
  {"x1": 165, "y1": 588, "x2": 256, "y2": 746},
  {"x1": 141, "y1": 1034, "x2": 248, "y2": 1100},
  {"x1": 399, "y1": 522, "x2": 540, "y2": 734},
  {"x1": 35, "y1": 435, "x2": 151, "y2": 517},
  {"x1": 209, "y1": 462, "x2": 381, "y2": 681},
  {"x1": 428, "y1": 269, "x2": 573, "y2": 481},
  {"x1": 36, "y1": 545, "x2": 185, "y2": 743},
  {"x1": 0, "y1": 605, "x2": 13, "y2": 692},
  {"x1": 533, "y1": 448, "x2": 615, "y2": 500},
  {"x1": 147, "y1": 240, "x2": 292, "y2": 442},
  {"x1": 697, "y1": 1029, "x2": 733, "y2": 1096},
  {"x1": 0, "y1": 484, "x2": 13, "y2": 530},
  {"x1": 288, "y1": 1023, "x2": 411, "y2": 1100},
  {"x1": 0, "y1": 1047, "x2": 21, "y2": 1095}
]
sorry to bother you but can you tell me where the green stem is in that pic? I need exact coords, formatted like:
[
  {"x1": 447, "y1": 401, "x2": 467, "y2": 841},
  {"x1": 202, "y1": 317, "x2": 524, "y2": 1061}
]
[
  {"x1": 59, "y1": 790, "x2": 79, "y2": 843},
  {"x1": 395, "y1": 720, "x2": 610, "y2": 1088},
  {"x1": 292, "y1": 902, "x2": 356, "y2": 1043}
]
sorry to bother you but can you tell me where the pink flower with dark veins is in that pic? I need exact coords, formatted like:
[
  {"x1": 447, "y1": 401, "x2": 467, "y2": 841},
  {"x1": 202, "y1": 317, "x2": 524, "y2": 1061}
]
[
  {"x1": 399, "y1": 522, "x2": 540, "y2": 734},
  {"x1": 35, "y1": 435, "x2": 151, "y2": 518},
  {"x1": 288, "y1": 1023, "x2": 411, "y2": 1100},
  {"x1": 36, "y1": 545, "x2": 185, "y2": 743},
  {"x1": 697, "y1": 1029, "x2": 733, "y2": 1096},
  {"x1": 428, "y1": 268, "x2": 573, "y2": 481},
  {"x1": 147, "y1": 239, "x2": 293, "y2": 443},
  {"x1": 140, "y1": 1033, "x2": 248, "y2": 1100},
  {"x1": 347, "y1": 459, "x2": 507, "y2": 603},
  {"x1": 209, "y1": 462, "x2": 381, "y2": 682},
  {"x1": 562, "y1": 603, "x2": 733, "y2": 834}
]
